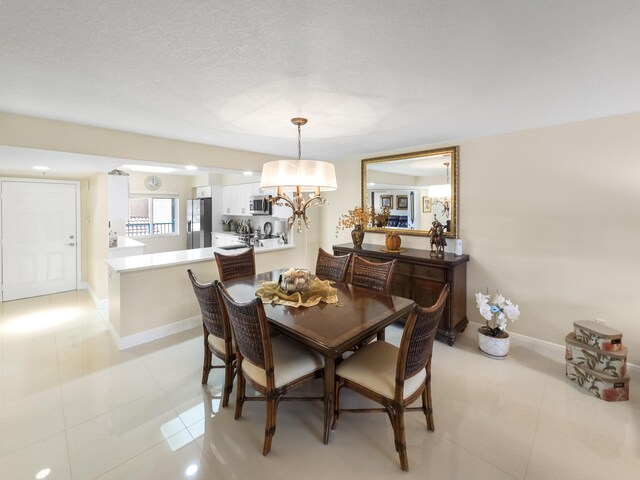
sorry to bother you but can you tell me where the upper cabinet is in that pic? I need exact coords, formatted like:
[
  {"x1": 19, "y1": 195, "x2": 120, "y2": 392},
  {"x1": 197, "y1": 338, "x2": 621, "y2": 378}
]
[
  {"x1": 107, "y1": 174, "x2": 129, "y2": 233},
  {"x1": 221, "y1": 182, "x2": 259, "y2": 216},
  {"x1": 193, "y1": 185, "x2": 212, "y2": 198}
]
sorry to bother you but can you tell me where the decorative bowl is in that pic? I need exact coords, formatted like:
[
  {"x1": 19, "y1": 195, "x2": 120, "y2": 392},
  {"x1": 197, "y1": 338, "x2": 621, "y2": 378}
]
[{"x1": 279, "y1": 268, "x2": 311, "y2": 294}]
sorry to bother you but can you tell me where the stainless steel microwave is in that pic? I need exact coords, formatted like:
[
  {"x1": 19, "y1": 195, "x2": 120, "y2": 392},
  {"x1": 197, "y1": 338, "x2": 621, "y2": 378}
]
[{"x1": 249, "y1": 195, "x2": 272, "y2": 215}]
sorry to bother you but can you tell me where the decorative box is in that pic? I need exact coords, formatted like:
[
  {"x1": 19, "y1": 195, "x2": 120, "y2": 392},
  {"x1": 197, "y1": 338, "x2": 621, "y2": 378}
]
[
  {"x1": 566, "y1": 362, "x2": 629, "y2": 402},
  {"x1": 565, "y1": 333, "x2": 627, "y2": 378},
  {"x1": 573, "y1": 320, "x2": 623, "y2": 352}
]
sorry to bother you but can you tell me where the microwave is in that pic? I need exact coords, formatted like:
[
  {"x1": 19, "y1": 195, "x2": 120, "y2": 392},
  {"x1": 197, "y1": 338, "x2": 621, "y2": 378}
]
[{"x1": 249, "y1": 195, "x2": 272, "y2": 215}]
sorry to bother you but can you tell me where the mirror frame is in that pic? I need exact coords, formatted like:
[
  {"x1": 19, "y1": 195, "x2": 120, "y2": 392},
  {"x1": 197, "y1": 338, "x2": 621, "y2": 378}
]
[{"x1": 361, "y1": 145, "x2": 459, "y2": 238}]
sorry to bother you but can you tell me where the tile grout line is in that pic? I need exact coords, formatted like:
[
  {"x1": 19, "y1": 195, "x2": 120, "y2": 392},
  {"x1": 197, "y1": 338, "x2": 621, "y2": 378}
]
[
  {"x1": 51, "y1": 293, "x2": 76, "y2": 480},
  {"x1": 521, "y1": 378, "x2": 548, "y2": 480}
]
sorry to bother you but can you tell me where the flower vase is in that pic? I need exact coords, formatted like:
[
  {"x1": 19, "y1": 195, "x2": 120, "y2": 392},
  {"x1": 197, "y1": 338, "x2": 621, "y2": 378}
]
[
  {"x1": 351, "y1": 225, "x2": 365, "y2": 248},
  {"x1": 478, "y1": 326, "x2": 510, "y2": 359}
]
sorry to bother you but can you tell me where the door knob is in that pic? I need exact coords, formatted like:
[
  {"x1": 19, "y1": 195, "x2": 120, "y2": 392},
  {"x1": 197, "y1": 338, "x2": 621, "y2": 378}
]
[{"x1": 65, "y1": 242, "x2": 75, "y2": 247}]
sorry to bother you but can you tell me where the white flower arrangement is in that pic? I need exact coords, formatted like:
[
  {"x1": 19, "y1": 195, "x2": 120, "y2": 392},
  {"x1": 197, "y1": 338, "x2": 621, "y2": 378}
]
[{"x1": 475, "y1": 291, "x2": 520, "y2": 337}]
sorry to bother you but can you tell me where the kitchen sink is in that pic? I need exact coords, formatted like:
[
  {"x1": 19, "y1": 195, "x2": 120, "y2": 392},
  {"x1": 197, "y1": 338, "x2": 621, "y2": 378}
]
[{"x1": 217, "y1": 244, "x2": 248, "y2": 250}]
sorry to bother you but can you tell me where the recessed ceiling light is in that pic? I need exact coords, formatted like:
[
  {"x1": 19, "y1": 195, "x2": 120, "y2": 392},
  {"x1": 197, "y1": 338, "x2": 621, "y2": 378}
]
[
  {"x1": 185, "y1": 165, "x2": 197, "y2": 171},
  {"x1": 243, "y1": 171, "x2": 253, "y2": 176},
  {"x1": 122, "y1": 164, "x2": 176, "y2": 173},
  {"x1": 368, "y1": 182, "x2": 376, "y2": 186},
  {"x1": 33, "y1": 166, "x2": 50, "y2": 171}
]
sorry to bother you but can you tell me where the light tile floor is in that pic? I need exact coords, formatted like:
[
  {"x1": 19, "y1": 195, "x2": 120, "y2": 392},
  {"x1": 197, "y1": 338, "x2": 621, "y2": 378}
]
[{"x1": 1, "y1": 290, "x2": 639, "y2": 479}]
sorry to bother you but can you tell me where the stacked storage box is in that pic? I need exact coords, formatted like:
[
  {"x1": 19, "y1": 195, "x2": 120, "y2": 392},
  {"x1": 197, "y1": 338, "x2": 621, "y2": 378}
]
[{"x1": 565, "y1": 321, "x2": 629, "y2": 402}]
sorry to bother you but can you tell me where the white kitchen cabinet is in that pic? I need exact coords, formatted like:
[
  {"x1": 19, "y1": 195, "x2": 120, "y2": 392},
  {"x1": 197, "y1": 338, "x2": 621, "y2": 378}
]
[
  {"x1": 108, "y1": 175, "x2": 129, "y2": 234},
  {"x1": 238, "y1": 184, "x2": 250, "y2": 215},
  {"x1": 222, "y1": 182, "x2": 260, "y2": 216},
  {"x1": 193, "y1": 185, "x2": 212, "y2": 198},
  {"x1": 222, "y1": 186, "x2": 235, "y2": 215}
]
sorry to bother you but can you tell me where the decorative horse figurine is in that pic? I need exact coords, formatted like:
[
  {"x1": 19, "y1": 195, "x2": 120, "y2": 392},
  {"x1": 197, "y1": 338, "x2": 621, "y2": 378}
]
[{"x1": 429, "y1": 219, "x2": 447, "y2": 256}]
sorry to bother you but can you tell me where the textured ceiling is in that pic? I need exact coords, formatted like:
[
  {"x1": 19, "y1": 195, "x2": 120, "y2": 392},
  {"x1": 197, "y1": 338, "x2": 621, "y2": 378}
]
[{"x1": 1, "y1": 0, "x2": 640, "y2": 162}]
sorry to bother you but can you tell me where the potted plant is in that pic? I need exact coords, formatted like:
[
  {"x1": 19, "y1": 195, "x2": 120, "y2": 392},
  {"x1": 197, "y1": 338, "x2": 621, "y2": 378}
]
[
  {"x1": 335, "y1": 206, "x2": 373, "y2": 247},
  {"x1": 475, "y1": 291, "x2": 520, "y2": 359}
]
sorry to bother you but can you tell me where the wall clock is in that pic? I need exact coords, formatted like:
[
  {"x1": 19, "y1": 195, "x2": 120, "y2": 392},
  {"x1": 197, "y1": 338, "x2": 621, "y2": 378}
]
[{"x1": 145, "y1": 175, "x2": 161, "y2": 190}]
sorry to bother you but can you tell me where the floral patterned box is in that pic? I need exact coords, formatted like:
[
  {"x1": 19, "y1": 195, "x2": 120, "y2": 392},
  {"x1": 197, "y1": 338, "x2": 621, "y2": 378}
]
[
  {"x1": 566, "y1": 361, "x2": 629, "y2": 402},
  {"x1": 565, "y1": 333, "x2": 627, "y2": 378},
  {"x1": 573, "y1": 320, "x2": 623, "y2": 352}
]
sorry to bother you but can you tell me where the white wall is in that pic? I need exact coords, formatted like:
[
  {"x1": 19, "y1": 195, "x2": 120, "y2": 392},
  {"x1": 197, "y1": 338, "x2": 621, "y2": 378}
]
[
  {"x1": 82, "y1": 173, "x2": 108, "y2": 299},
  {"x1": 321, "y1": 112, "x2": 640, "y2": 364},
  {"x1": 127, "y1": 172, "x2": 193, "y2": 253}
]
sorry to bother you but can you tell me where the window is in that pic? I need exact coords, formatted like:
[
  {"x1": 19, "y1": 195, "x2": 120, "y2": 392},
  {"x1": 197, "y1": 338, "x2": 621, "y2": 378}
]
[{"x1": 126, "y1": 195, "x2": 178, "y2": 237}]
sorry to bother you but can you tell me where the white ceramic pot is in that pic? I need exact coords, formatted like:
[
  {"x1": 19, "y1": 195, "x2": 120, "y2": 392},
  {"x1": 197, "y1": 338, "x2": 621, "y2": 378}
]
[{"x1": 478, "y1": 327, "x2": 510, "y2": 359}]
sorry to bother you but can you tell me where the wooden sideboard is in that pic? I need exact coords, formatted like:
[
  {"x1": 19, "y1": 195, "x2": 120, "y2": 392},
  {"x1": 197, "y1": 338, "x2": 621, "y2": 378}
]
[{"x1": 333, "y1": 243, "x2": 470, "y2": 345}]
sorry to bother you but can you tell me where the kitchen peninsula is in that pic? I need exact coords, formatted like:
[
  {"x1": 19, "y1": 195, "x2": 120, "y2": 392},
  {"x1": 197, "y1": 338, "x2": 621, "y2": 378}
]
[{"x1": 105, "y1": 242, "x2": 295, "y2": 350}]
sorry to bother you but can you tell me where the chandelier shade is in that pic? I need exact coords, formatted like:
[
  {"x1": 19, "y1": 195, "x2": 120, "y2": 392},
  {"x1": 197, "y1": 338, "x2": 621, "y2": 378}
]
[
  {"x1": 259, "y1": 159, "x2": 337, "y2": 193},
  {"x1": 258, "y1": 117, "x2": 337, "y2": 232}
]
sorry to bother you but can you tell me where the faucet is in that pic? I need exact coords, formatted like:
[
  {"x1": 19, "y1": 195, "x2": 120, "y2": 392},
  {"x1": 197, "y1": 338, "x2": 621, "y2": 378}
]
[
  {"x1": 238, "y1": 234, "x2": 251, "y2": 247},
  {"x1": 252, "y1": 232, "x2": 264, "y2": 248}
]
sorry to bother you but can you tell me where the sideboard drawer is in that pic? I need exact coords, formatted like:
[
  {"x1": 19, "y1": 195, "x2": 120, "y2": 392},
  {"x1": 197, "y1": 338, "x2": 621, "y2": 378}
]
[
  {"x1": 395, "y1": 261, "x2": 411, "y2": 275},
  {"x1": 413, "y1": 265, "x2": 446, "y2": 282}
]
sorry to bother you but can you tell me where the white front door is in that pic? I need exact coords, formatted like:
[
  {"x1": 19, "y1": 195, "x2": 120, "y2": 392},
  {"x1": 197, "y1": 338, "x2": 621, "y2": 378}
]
[{"x1": 1, "y1": 181, "x2": 78, "y2": 301}]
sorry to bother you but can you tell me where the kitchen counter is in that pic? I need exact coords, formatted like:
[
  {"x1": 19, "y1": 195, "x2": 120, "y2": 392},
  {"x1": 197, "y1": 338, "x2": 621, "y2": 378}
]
[
  {"x1": 104, "y1": 242, "x2": 302, "y2": 350},
  {"x1": 105, "y1": 243, "x2": 294, "y2": 273},
  {"x1": 107, "y1": 236, "x2": 146, "y2": 259}
]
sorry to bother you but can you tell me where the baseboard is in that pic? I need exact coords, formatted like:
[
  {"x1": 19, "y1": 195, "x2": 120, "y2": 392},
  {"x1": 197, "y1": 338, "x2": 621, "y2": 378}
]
[
  {"x1": 81, "y1": 282, "x2": 108, "y2": 310},
  {"x1": 468, "y1": 321, "x2": 639, "y2": 374},
  {"x1": 109, "y1": 315, "x2": 201, "y2": 351}
]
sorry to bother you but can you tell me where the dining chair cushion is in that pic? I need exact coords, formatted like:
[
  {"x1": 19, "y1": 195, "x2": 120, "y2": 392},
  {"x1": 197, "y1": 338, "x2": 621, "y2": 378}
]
[
  {"x1": 241, "y1": 335, "x2": 324, "y2": 388},
  {"x1": 336, "y1": 341, "x2": 426, "y2": 400},
  {"x1": 208, "y1": 334, "x2": 235, "y2": 355}
]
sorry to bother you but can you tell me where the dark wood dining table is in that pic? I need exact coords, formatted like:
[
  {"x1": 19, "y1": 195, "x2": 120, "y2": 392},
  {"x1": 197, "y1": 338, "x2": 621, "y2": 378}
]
[{"x1": 223, "y1": 269, "x2": 415, "y2": 444}]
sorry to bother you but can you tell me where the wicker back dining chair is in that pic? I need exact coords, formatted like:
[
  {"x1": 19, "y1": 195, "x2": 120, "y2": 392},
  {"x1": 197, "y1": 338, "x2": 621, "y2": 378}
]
[
  {"x1": 333, "y1": 284, "x2": 449, "y2": 471},
  {"x1": 214, "y1": 246, "x2": 256, "y2": 281},
  {"x1": 315, "y1": 248, "x2": 352, "y2": 283},
  {"x1": 215, "y1": 281, "x2": 324, "y2": 455},
  {"x1": 187, "y1": 269, "x2": 235, "y2": 407},
  {"x1": 350, "y1": 255, "x2": 396, "y2": 293},
  {"x1": 351, "y1": 255, "x2": 397, "y2": 340}
]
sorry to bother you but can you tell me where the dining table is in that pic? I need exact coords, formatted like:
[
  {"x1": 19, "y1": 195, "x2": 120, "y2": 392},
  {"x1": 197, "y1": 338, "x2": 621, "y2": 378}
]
[{"x1": 223, "y1": 269, "x2": 416, "y2": 444}]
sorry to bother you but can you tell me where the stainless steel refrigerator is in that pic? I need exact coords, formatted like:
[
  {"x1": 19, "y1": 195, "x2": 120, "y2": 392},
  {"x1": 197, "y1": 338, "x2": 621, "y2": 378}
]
[{"x1": 186, "y1": 198, "x2": 212, "y2": 249}]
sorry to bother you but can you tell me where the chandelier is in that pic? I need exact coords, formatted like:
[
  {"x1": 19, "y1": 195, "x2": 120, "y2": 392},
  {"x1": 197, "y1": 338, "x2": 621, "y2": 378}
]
[
  {"x1": 259, "y1": 118, "x2": 337, "y2": 232},
  {"x1": 428, "y1": 162, "x2": 451, "y2": 218}
]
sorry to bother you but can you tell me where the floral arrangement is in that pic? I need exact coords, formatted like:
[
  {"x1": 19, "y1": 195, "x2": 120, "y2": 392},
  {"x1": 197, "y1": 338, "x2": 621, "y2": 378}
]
[
  {"x1": 279, "y1": 268, "x2": 311, "y2": 294},
  {"x1": 475, "y1": 291, "x2": 520, "y2": 337},
  {"x1": 374, "y1": 206, "x2": 391, "y2": 227},
  {"x1": 335, "y1": 206, "x2": 373, "y2": 236}
]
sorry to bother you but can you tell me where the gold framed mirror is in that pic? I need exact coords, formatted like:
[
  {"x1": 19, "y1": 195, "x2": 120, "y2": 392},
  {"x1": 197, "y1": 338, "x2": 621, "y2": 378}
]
[{"x1": 361, "y1": 146, "x2": 459, "y2": 237}]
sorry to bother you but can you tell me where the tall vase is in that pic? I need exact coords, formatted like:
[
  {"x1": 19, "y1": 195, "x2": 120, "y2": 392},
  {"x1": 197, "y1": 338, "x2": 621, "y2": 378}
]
[
  {"x1": 477, "y1": 326, "x2": 510, "y2": 359},
  {"x1": 351, "y1": 225, "x2": 365, "y2": 248}
]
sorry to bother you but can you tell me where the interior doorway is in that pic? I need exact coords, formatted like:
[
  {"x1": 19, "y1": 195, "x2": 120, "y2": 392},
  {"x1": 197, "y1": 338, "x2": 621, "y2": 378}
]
[{"x1": 0, "y1": 179, "x2": 81, "y2": 301}]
